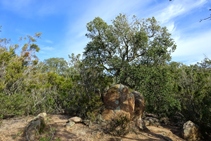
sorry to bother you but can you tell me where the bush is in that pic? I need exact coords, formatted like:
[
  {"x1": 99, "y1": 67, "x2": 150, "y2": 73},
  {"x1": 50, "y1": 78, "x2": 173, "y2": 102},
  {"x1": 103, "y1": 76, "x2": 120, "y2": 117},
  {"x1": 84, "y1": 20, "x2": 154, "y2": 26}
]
[{"x1": 107, "y1": 115, "x2": 131, "y2": 136}]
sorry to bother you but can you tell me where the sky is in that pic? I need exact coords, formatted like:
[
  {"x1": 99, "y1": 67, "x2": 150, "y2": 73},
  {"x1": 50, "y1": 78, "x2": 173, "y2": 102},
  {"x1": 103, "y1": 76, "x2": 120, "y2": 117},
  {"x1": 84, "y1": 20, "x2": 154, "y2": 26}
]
[{"x1": 0, "y1": 0, "x2": 210, "y2": 65}]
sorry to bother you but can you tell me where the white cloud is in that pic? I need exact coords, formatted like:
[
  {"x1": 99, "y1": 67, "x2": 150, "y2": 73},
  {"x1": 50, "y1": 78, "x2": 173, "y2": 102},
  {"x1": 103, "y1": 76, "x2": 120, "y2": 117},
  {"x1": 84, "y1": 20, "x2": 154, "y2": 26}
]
[
  {"x1": 42, "y1": 46, "x2": 54, "y2": 51},
  {"x1": 153, "y1": 0, "x2": 207, "y2": 24},
  {"x1": 45, "y1": 40, "x2": 53, "y2": 44},
  {"x1": 166, "y1": 22, "x2": 176, "y2": 33},
  {"x1": 172, "y1": 29, "x2": 211, "y2": 65},
  {"x1": 146, "y1": 0, "x2": 209, "y2": 65}
]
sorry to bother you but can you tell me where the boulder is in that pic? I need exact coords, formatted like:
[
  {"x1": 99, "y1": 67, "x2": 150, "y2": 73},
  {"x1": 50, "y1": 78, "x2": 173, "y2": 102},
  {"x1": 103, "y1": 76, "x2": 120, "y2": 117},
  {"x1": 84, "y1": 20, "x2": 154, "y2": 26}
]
[
  {"x1": 132, "y1": 91, "x2": 145, "y2": 119},
  {"x1": 102, "y1": 84, "x2": 135, "y2": 120},
  {"x1": 102, "y1": 109, "x2": 130, "y2": 121},
  {"x1": 24, "y1": 116, "x2": 46, "y2": 141},
  {"x1": 183, "y1": 120, "x2": 200, "y2": 141},
  {"x1": 69, "y1": 116, "x2": 82, "y2": 123}
]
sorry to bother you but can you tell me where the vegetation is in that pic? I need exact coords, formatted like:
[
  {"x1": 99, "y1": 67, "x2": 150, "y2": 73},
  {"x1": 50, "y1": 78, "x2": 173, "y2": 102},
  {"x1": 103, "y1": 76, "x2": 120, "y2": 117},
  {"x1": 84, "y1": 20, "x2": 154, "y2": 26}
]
[
  {"x1": 0, "y1": 14, "x2": 211, "y2": 138},
  {"x1": 107, "y1": 115, "x2": 131, "y2": 136}
]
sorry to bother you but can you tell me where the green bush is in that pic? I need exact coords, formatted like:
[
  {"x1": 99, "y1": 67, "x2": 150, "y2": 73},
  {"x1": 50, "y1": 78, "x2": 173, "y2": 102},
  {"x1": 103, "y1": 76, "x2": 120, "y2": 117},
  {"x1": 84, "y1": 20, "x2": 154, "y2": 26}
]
[{"x1": 107, "y1": 115, "x2": 131, "y2": 136}]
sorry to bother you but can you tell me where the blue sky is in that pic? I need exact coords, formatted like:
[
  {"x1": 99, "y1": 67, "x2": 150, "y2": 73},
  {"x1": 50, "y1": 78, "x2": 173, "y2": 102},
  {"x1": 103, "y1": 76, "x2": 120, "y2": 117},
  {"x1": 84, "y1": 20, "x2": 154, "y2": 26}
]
[{"x1": 0, "y1": 0, "x2": 210, "y2": 65}]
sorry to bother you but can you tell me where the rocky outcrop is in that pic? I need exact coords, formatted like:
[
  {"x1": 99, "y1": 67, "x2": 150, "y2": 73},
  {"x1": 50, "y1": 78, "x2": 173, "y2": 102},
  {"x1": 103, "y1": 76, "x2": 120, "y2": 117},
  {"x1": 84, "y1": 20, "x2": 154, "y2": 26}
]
[
  {"x1": 101, "y1": 84, "x2": 147, "y2": 131},
  {"x1": 183, "y1": 120, "x2": 201, "y2": 141},
  {"x1": 102, "y1": 84, "x2": 135, "y2": 120},
  {"x1": 102, "y1": 84, "x2": 146, "y2": 121}
]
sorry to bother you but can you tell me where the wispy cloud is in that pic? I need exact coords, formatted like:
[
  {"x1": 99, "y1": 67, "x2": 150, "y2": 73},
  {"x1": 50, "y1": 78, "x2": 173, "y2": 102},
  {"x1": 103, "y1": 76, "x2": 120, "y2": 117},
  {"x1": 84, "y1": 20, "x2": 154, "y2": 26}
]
[
  {"x1": 42, "y1": 46, "x2": 54, "y2": 51},
  {"x1": 153, "y1": 0, "x2": 207, "y2": 24},
  {"x1": 166, "y1": 22, "x2": 177, "y2": 33},
  {"x1": 45, "y1": 40, "x2": 53, "y2": 44},
  {"x1": 147, "y1": 0, "x2": 209, "y2": 65},
  {"x1": 172, "y1": 29, "x2": 211, "y2": 65}
]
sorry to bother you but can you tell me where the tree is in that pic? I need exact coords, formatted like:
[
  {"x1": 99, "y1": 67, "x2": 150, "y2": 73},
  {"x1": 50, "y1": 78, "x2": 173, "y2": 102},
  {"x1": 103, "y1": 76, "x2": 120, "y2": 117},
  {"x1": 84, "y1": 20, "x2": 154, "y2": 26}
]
[
  {"x1": 41, "y1": 57, "x2": 68, "y2": 75},
  {"x1": 83, "y1": 14, "x2": 176, "y2": 85}
]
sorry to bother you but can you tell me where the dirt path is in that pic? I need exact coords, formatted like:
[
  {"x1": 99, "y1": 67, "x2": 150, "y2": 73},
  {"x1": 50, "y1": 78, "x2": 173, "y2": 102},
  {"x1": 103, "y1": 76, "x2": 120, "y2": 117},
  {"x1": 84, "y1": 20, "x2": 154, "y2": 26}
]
[{"x1": 0, "y1": 114, "x2": 185, "y2": 141}]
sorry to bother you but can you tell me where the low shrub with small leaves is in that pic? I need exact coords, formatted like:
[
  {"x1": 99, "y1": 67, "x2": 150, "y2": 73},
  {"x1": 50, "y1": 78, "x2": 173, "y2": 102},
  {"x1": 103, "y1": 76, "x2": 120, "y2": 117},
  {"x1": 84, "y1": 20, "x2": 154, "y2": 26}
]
[{"x1": 107, "y1": 115, "x2": 131, "y2": 136}]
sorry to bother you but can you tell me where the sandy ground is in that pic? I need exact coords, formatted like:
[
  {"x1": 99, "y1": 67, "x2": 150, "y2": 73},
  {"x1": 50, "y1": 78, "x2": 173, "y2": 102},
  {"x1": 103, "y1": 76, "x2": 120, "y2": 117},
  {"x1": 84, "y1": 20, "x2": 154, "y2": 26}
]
[{"x1": 0, "y1": 114, "x2": 185, "y2": 141}]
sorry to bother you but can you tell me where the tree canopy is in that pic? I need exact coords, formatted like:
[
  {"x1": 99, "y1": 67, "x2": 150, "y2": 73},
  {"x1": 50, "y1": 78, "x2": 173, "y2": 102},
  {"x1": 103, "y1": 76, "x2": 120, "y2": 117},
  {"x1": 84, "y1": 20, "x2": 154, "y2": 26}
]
[{"x1": 83, "y1": 14, "x2": 176, "y2": 81}]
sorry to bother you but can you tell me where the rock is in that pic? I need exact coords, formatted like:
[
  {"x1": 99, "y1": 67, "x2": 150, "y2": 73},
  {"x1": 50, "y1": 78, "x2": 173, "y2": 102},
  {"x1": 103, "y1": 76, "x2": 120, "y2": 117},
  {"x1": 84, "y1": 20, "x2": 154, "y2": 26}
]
[
  {"x1": 144, "y1": 119, "x2": 150, "y2": 126},
  {"x1": 32, "y1": 112, "x2": 47, "y2": 121},
  {"x1": 66, "y1": 121, "x2": 75, "y2": 129},
  {"x1": 145, "y1": 113, "x2": 158, "y2": 118},
  {"x1": 83, "y1": 120, "x2": 92, "y2": 127},
  {"x1": 37, "y1": 112, "x2": 47, "y2": 119},
  {"x1": 183, "y1": 120, "x2": 200, "y2": 141},
  {"x1": 102, "y1": 84, "x2": 135, "y2": 120},
  {"x1": 95, "y1": 114, "x2": 105, "y2": 124},
  {"x1": 143, "y1": 117, "x2": 160, "y2": 127},
  {"x1": 147, "y1": 126, "x2": 173, "y2": 139},
  {"x1": 69, "y1": 116, "x2": 82, "y2": 123},
  {"x1": 101, "y1": 109, "x2": 113, "y2": 120},
  {"x1": 24, "y1": 116, "x2": 46, "y2": 141},
  {"x1": 132, "y1": 91, "x2": 145, "y2": 119},
  {"x1": 136, "y1": 118, "x2": 146, "y2": 130}
]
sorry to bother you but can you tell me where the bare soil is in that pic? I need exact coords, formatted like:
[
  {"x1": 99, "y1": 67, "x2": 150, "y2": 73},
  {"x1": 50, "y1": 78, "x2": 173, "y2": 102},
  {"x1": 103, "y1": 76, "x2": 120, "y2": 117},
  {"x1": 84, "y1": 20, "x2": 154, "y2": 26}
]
[{"x1": 0, "y1": 114, "x2": 185, "y2": 141}]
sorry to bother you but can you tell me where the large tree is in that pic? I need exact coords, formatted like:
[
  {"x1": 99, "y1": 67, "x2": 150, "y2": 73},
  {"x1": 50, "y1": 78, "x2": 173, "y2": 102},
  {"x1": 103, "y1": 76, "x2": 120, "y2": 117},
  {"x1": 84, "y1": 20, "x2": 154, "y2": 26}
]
[{"x1": 83, "y1": 14, "x2": 176, "y2": 82}]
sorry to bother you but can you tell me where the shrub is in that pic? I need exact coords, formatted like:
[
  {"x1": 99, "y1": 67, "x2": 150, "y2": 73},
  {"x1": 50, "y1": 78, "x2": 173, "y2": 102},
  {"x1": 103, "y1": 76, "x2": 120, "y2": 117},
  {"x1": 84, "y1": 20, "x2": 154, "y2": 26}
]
[{"x1": 107, "y1": 115, "x2": 131, "y2": 136}]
